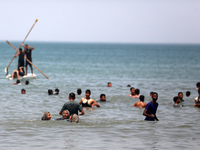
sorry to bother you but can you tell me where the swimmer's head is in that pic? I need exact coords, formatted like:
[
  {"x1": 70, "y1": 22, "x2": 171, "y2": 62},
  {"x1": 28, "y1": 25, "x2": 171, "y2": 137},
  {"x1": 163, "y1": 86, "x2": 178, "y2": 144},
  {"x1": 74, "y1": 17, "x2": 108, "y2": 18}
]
[
  {"x1": 130, "y1": 87, "x2": 135, "y2": 93},
  {"x1": 173, "y1": 96, "x2": 179, "y2": 103},
  {"x1": 178, "y1": 92, "x2": 183, "y2": 99},
  {"x1": 77, "y1": 88, "x2": 82, "y2": 95},
  {"x1": 186, "y1": 91, "x2": 191, "y2": 97},
  {"x1": 135, "y1": 88, "x2": 140, "y2": 95},
  {"x1": 41, "y1": 112, "x2": 51, "y2": 120},
  {"x1": 55, "y1": 88, "x2": 59, "y2": 95},
  {"x1": 107, "y1": 82, "x2": 112, "y2": 87},
  {"x1": 139, "y1": 95, "x2": 145, "y2": 102},
  {"x1": 85, "y1": 89, "x2": 91, "y2": 98},
  {"x1": 16, "y1": 80, "x2": 20, "y2": 84},
  {"x1": 25, "y1": 80, "x2": 29, "y2": 85},
  {"x1": 127, "y1": 84, "x2": 131, "y2": 87},
  {"x1": 100, "y1": 94, "x2": 106, "y2": 101},
  {"x1": 62, "y1": 110, "x2": 70, "y2": 119},
  {"x1": 48, "y1": 89, "x2": 53, "y2": 95},
  {"x1": 69, "y1": 92, "x2": 75, "y2": 100},
  {"x1": 21, "y1": 89, "x2": 26, "y2": 94},
  {"x1": 71, "y1": 114, "x2": 79, "y2": 123}
]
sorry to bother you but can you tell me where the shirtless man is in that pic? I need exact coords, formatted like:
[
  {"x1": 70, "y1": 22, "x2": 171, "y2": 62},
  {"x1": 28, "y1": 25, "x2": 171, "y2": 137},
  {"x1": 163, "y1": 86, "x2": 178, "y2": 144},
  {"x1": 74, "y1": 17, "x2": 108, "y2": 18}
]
[
  {"x1": 133, "y1": 95, "x2": 147, "y2": 108},
  {"x1": 129, "y1": 87, "x2": 136, "y2": 97},
  {"x1": 79, "y1": 89, "x2": 100, "y2": 107},
  {"x1": 132, "y1": 88, "x2": 140, "y2": 98}
]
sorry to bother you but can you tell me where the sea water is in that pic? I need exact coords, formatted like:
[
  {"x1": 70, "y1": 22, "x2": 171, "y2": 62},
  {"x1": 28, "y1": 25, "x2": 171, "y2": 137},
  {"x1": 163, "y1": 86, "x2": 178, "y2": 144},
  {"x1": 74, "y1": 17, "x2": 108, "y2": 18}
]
[{"x1": 0, "y1": 41, "x2": 200, "y2": 149}]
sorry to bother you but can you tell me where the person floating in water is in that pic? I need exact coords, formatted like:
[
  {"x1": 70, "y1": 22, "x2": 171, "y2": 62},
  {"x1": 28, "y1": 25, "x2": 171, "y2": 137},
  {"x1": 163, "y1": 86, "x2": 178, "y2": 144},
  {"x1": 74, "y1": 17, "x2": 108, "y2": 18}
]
[
  {"x1": 133, "y1": 95, "x2": 147, "y2": 108},
  {"x1": 59, "y1": 92, "x2": 85, "y2": 116},
  {"x1": 41, "y1": 112, "x2": 51, "y2": 120},
  {"x1": 194, "y1": 89, "x2": 200, "y2": 107},
  {"x1": 21, "y1": 43, "x2": 34, "y2": 75},
  {"x1": 79, "y1": 89, "x2": 100, "y2": 107},
  {"x1": 143, "y1": 92, "x2": 159, "y2": 121}
]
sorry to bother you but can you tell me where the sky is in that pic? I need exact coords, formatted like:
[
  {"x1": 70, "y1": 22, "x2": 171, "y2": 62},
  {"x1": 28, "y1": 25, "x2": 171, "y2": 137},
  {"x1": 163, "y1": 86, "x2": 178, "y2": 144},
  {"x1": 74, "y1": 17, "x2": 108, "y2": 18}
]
[{"x1": 0, "y1": 0, "x2": 200, "y2": 44}]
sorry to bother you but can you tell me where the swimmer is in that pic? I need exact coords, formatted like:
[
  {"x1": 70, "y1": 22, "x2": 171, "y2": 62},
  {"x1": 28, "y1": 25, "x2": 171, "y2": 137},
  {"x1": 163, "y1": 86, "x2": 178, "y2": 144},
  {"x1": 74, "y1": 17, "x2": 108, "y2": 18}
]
[
  {"x1": 25, "y1": 80, "x2": 29, "y2": 85},
  {"x1": 196, "y1": 82, "x2": 200, "y2": 89},
  {"x1": 194, "y1": 89, "x2": 200, "y2": 107},
  {"x1": 143, "y1": 92, "x2": 159, "y2": 121},
  {"x1": 54, "y1": 88, "x2": 59, "y2": 95},
  {"x1": 79, "y1": 89, "x2": 100, "y2": 107},
  {"x1": 127, "y1": 84, "x2": 131, "y2": 87},
  {"x1": 178, "y1": 92, "x2": 184, "y2": 102},
  {"x1": 133, "y1": 95, "x2": 147, "y2": 108},
  {"x1": 12, "y1": 79, "x2": 21, "y2": 85},
  {"x1": 48, "y1": 89, "x2": 53, "y2": 95},
  {"x1": 41, "y1": 112, "x2": 51, "y2": 120},
  {"x1": 59, "y1": 92, "x2": 85, "y2": 116},
  {"x1": 129, "y1": 87, "x2": 135, "y2": 97},
  {"x1": 77, "y1": 88, "x2": 82, "y2": 95},
  {"x1": 56, "y1": 110, "x2": 70, "y2": 120},
  {"x1": 96, "y1": 94, "x2": 107, "y2": 102},
  {"x1": 186, "y1": 91, "x2": 191, "y2": 97},
  {"x1": 21, "y1": 89, "x2": 26, "y2": 94},
  {"x1": 173, "y1": 96, "x2": 181, "y2": 107},
  {"x1": 70, "y1": 114, "x2": 79, "y2": 123},
  {"x1": 107, "y1": 82, "x2": 112, "y2": 87},
  {"x1": 132, "y1": 88, "x2": 140, "y2": 98}
]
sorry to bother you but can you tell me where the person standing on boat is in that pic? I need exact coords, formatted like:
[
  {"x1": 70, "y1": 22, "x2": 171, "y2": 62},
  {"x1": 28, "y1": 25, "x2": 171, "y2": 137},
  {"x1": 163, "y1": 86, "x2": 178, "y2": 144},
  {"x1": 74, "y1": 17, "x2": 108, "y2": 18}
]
[
  {"x1": 21, "y1": 43, "x2": 34, "y2": 75},
  {"x1": 14, "y1": 48, "x2": 25, "y2": 73}
]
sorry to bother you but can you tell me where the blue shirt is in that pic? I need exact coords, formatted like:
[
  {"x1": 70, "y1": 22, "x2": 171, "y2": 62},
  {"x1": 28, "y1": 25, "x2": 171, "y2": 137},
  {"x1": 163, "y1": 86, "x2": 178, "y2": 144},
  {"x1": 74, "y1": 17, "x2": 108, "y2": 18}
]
[{"x1": 145, "y1": 101, "x2": 158, "y2": 121}]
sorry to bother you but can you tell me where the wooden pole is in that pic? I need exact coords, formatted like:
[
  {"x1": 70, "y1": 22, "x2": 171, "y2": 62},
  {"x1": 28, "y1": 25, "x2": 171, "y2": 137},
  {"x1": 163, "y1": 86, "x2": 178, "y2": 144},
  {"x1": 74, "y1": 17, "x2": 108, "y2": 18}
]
[
  {"x1": 5, "y1": 19, "x2": 38, "y2": 74},
  {"x1": 6, "y1": 40, "x2": 49, "y2": 79}
]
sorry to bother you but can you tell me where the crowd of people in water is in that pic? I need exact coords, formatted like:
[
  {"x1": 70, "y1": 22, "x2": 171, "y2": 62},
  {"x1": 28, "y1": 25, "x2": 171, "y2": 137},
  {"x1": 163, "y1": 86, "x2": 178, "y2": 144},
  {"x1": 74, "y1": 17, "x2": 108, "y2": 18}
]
[{"x1": 13, "y1": 80, "x2": 200, "y2": 123}]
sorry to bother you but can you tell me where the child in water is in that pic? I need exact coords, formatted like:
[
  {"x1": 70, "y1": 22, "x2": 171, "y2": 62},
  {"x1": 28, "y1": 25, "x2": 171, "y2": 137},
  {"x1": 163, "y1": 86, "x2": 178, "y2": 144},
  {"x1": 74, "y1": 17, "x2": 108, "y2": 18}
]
[{"x1": 41, "y1": 112, "x2": 51, "y2": 120}]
